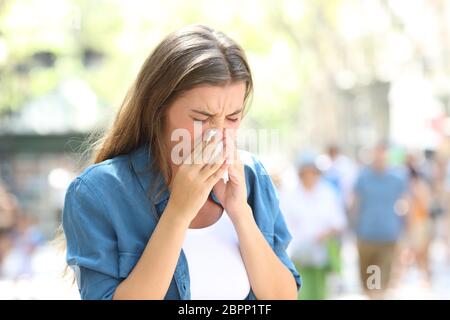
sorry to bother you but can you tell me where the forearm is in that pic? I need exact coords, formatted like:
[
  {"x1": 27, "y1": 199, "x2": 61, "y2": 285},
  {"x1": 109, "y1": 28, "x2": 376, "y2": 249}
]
[
  {"x1": 113, "y1": 204, "x2": 190, "y2": 300},
  {"x1": 233, "y1": 206, "x2": 298, "y2": 300}
]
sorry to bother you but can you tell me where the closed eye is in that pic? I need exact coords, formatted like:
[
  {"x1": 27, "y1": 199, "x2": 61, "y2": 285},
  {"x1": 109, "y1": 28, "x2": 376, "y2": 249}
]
[{"x1": 192, "y1": 116, "x2": 209, "y2": 122}]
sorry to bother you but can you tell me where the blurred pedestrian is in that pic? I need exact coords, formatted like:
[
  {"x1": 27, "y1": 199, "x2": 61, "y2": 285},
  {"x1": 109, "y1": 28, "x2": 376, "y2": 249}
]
[
  {"x1": 280, "y1": 152, "x2": 347, "y2": 300},
  {"x1": 421, "y1": 150, "x2": 445, "y2": 221},
  {"x1": 4, "y1": 214, "x2": 45, "y2": 280},
  {"x1": 405, "y1": 153, "x2": 432, "y2": 286},
  {"x1": 352, "y1": 142, "x2": 408, "y2": 299},
  {"x1": 320, "y1": 144, "x2": 358, "y2": 210}
]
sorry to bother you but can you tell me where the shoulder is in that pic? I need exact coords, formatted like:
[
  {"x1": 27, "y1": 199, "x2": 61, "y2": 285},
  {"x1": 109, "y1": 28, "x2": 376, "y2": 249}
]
[
  {"x1": 64, "y1": 153, "x2": 135, "y2": 215},
  {"x1": 239, "y1": 150, "x2": 276, "y2": 194},
  {"x1": 358, "y1": 166, "x2": 371, "y2": 177},
  {"x1": 239, "y1": 150, "x2": 269, "y2": 177},
  {"x1": 239, "y1": 150, "x2": 274, "y2": 186},
  {"x1": 356, "y1": 166, "x2": 374, "y2": 182},
  {"x1": 75, "y1": 154, "x2": 132, "y2": 188},
  {"x1": 238, "y1": 150, "x2": 282, "y2": 217},
  {"x1": 387, "y1": 167, "x2": 408, "y2": 188}
]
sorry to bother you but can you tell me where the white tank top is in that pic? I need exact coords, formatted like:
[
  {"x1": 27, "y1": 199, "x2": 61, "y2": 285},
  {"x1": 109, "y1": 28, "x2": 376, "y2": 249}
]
[{"x1": 182, "y1": 211, "x2": 251, "y2": 300}]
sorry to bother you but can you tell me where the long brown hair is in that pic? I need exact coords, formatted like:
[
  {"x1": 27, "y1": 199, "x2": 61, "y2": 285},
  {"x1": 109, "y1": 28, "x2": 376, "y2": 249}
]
[{"x1": 92, "y1": 24, "x2": 253, "y2": 184}]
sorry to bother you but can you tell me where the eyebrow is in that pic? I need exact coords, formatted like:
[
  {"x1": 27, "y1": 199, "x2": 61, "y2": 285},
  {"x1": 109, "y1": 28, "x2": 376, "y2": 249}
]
[{"x1": 191, "y1": 108, "x2": 243, "y2": 117}]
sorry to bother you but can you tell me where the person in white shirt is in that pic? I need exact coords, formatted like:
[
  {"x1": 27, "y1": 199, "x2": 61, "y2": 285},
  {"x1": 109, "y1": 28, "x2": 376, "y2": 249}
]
[{"x1": 279, "y1": 152, "x2": 347, "y2": 299}]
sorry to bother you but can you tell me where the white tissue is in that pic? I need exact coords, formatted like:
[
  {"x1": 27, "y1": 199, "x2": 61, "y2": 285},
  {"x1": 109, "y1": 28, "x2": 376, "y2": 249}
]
[
  {"x1": 204, "y1": 129, "x2": 217, "y2": 144},
  {"x1": 205, "y1": 129, "x2": 229, "y2": 184}
]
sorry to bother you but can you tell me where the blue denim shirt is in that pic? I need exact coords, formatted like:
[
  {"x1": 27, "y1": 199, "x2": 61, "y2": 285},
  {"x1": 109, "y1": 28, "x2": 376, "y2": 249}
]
[{"x1": 62, "y1": 144, "x2": 301, "y2": 300}]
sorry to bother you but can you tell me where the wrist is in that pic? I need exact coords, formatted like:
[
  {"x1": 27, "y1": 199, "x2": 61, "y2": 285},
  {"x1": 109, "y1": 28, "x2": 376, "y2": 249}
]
[
  {"x1": 230, "y1": 204, "x2": 255, "y2": 231},
  {"x1": 163, "y1": 200, "x2": 194, "y2": 229}
]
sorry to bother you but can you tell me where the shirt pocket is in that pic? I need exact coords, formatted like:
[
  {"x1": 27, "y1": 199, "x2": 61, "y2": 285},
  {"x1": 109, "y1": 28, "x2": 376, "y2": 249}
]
[{"x1": 118, "y1": 252, "x2": 141, "y2": 279}]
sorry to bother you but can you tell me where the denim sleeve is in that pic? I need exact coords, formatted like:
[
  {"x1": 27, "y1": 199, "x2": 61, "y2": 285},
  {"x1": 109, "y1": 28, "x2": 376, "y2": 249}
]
[
  {"x1": 271, "y1": 189, "x2": 302, "y2": 292},
  {"x1": 62, "y1": 177, "x2": 120, "y2": 300},
  {"x1": 250, "y1": 158, "x2": 302, "y2": 293}
]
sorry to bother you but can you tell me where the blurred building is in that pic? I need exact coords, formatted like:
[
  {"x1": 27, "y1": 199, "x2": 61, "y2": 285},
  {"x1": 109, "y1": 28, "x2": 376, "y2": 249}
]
[{"x1": 0, "y1": 79, "x2": 108, "y2": 238}]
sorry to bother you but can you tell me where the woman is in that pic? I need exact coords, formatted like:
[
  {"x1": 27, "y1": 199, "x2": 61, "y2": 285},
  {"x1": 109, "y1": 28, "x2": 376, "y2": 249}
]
[{"x1": 62, "y1": 25, "x2": 301, "y2": 300}]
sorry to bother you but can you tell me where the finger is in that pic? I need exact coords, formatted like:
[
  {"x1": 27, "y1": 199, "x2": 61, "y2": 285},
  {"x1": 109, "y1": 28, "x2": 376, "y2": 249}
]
[
  {"x1": 190, "y1": 135, "x2": 207, "y2": 165},
  {"x1": 192, "y1": 132, "x2": 222, "y2": 165},
  {"x1": 196, "y1": 137, "x2": 225, "y2": 167},
  {"x1": 182, "y1": 134, "x2": 203, "y2": 165},
  {"x1": 200, "y1": 152, "x2": 226, "y2": 177},
  {"x1": 202, "y1": 140, "x2": 225, "y2": 169},
  {"x1": 205, "y1": 162, "x2": 229, "y2": 186},
  {"x1": 183, "y1": 132, "x2": 215, "y2": 165}
]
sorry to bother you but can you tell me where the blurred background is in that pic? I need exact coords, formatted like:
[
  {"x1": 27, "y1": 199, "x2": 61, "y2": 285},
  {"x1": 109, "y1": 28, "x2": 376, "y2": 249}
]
[{"x1": 0, "y1": 0, "x2": 449, "y2": 299}]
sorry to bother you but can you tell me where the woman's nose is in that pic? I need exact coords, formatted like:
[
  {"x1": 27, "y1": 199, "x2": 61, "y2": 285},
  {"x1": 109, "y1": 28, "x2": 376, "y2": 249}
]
[
  {"x1": 210, "y1": 117, "x2": 224, "y2": 128},
  {"x1": 211, "y1": 117, "x2": 235, "y2": 130}
]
